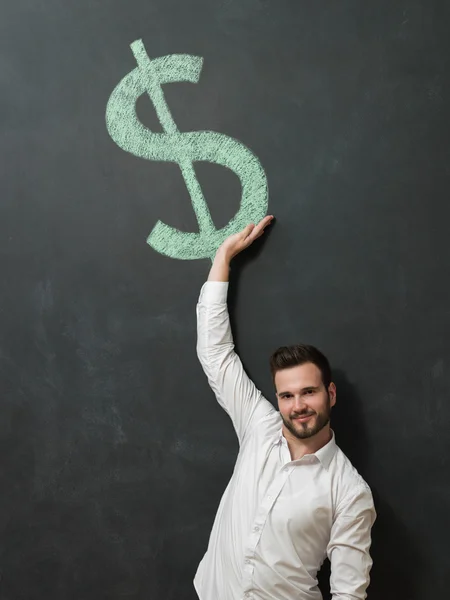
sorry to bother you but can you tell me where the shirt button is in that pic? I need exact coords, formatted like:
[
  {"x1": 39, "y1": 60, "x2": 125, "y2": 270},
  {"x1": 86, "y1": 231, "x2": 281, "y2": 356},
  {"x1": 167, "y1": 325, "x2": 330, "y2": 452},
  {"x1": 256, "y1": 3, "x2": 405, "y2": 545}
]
[{"x1": 253, "y1": 526, "x2": 260, "y2": 532}]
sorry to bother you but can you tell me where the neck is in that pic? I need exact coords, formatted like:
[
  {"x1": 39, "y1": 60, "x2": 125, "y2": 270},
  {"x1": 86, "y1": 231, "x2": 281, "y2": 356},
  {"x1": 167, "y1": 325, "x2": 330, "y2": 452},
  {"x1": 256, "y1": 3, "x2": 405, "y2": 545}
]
[{"x1": 282, "y1": 423, "x2": 332, "y2": 461}]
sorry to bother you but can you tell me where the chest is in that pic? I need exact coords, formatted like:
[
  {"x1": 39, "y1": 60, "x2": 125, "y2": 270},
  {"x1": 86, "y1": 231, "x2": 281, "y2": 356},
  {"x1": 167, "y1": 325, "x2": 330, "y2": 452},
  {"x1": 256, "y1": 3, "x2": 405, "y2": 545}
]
[
  {"x1": 232, "y1": 433, "x2": 335, "y2": 529},
  {"x1": 270, "y1": 469, "x2": 334, "y2": 541}
]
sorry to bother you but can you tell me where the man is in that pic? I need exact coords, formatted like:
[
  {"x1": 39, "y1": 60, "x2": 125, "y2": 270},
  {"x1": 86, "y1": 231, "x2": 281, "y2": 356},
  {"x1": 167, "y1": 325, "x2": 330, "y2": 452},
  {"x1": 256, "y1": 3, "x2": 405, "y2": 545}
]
[{"x1": 194, "y1": 216, "x2": 376, "y2": 600}]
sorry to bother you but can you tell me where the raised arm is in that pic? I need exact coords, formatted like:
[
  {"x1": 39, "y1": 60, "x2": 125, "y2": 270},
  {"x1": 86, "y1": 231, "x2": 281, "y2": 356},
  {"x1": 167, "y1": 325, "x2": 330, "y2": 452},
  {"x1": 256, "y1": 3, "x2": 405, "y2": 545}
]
[{"x1": 196, "y1": 218, "x2": 275, "y2": 444}]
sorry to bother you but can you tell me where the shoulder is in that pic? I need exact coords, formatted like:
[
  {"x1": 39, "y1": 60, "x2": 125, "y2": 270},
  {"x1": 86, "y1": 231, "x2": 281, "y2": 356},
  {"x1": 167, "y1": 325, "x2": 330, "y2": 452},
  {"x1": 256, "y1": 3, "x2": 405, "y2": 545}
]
[{"x1": 330, "y1": 446, "x2": 375, "y2": 516}]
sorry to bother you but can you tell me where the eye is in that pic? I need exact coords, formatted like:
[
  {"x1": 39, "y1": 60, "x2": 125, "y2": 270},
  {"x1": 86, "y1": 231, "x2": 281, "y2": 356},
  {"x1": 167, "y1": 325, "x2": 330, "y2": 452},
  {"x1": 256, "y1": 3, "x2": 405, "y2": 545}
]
[{"x1": 305, "y1": 389, "x2": 314, "y2": 395}]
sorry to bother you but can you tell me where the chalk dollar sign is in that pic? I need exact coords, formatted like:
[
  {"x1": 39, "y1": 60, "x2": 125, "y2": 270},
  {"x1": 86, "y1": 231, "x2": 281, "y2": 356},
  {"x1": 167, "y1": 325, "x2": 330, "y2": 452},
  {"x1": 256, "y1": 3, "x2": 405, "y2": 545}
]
[{"x1": 105, "y1": 39, "x2": 268, "y2": 260}]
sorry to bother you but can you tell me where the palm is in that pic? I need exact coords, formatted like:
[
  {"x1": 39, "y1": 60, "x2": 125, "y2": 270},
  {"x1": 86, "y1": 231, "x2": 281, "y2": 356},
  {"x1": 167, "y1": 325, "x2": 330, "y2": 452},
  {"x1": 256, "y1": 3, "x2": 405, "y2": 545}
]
[{"x1": 221, "y1": 216, "x2": 274, "y2": 259}]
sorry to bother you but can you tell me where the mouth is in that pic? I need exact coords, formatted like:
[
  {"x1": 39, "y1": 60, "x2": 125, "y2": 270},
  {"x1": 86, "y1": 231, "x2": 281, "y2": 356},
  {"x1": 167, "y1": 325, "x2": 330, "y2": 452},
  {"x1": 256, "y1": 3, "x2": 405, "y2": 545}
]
[{"x1": 292, "y1": 414, "x2": 315, "y2": 423}]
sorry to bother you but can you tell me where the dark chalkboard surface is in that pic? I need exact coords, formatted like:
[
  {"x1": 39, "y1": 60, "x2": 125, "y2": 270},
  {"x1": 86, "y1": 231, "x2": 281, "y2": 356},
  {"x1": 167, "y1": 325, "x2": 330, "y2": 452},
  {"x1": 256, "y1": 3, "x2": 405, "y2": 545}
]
[{"x1": 1, "y1": 1, "x2": 450, "y2": 598}]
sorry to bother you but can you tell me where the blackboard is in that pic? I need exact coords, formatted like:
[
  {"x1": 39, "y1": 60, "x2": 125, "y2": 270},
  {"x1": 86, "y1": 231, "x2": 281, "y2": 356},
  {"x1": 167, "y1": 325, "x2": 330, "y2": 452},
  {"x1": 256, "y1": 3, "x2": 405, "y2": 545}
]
[{"x1": 1, "y1": 1, "x2": 450, "y2": 598}]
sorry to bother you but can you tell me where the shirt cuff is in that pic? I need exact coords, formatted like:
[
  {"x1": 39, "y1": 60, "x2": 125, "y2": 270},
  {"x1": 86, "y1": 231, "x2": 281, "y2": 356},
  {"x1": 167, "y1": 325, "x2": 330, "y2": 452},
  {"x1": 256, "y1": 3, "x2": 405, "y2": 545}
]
[{"x1": 199, "y1": 281, "x2": 229, "y2": 303}]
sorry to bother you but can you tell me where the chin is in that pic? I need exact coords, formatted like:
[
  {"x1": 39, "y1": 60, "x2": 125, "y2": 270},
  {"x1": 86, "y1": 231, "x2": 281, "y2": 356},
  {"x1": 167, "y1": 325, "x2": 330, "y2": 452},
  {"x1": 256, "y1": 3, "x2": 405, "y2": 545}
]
[{"x1": 295, "y1": 426, "x2": 316, "y2": 437}]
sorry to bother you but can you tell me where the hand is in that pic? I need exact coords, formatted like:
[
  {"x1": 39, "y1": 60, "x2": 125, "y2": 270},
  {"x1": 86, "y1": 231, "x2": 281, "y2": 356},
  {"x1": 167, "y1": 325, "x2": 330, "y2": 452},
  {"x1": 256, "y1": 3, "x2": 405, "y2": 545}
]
[
  {"x1": 217, "y1": 215, "x2": 275, "y2": 262},
  {"x1": 208, "y1": 216, "x2": 274, "y2": 282}
]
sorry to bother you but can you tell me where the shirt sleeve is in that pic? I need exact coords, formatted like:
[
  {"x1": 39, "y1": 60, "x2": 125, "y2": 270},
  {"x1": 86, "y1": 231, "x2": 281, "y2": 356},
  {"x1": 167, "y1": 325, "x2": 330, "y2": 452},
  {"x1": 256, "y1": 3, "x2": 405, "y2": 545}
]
[
  {"x1": 327, "y1": 484, "x2": 376, "y2": 600},
  {"x1": 196, "y1": 281, "x2": 275, "y2": 444}
]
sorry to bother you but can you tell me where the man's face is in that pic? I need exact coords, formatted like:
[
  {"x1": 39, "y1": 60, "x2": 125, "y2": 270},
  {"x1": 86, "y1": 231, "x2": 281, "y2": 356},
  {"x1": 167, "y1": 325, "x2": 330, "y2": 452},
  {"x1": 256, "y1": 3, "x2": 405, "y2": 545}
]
[{"x1": 275, "y1": 362, "x2": 336, "y2": 440}]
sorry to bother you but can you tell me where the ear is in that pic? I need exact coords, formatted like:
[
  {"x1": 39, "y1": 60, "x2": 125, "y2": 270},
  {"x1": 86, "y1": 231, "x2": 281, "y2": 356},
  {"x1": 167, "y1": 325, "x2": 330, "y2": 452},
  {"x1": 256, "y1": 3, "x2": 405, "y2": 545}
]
[
  {"x1": 328, "y1": 382, "x2": 337, "y2": 408},
  {"x1": 275, "y1": 392, "x2": 280, "y2": 408}
]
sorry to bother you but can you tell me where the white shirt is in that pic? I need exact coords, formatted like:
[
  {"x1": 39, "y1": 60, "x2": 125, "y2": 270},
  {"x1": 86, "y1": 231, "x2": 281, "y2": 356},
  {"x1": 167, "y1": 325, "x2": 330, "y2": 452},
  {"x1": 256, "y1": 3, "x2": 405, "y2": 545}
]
[{"x1": 194, "y1": 281, "x2": 376, "y2": 600}]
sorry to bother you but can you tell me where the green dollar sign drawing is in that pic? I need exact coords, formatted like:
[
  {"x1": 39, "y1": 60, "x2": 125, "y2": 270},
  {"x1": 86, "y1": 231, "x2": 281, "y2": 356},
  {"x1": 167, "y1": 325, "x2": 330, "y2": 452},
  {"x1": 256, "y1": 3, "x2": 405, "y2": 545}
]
[{"x1": 105, "y1": 39, "x2": 268, "y2": 260}]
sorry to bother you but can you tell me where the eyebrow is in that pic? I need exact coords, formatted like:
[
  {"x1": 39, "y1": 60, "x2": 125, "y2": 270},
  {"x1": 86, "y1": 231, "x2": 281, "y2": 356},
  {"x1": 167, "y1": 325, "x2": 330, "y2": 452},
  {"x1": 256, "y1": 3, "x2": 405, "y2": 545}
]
[{"x1": 278, "y1": 386, "x2": 319, "y2": 396}]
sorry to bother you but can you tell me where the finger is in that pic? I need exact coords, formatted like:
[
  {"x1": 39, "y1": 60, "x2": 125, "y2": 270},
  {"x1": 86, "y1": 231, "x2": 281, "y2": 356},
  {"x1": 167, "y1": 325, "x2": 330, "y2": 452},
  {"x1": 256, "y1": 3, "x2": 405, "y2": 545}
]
[
  {"x1": 259, "y1": 215, "x2": 274, "y2": 229},
  {"x1": 251, "y1": 215, "x2": 274, "y2": 240},
  {"x1": 241, "y1": 223, "x2": 256, "y2": 241}
]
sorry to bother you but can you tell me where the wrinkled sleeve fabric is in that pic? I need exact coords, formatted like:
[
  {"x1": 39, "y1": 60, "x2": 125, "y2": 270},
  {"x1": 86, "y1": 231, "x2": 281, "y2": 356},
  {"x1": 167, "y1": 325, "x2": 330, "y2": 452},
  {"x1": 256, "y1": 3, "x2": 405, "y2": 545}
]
[
  {"x1": 196, "y1": 281, "x2": 275, "y2": 444},
  {"x1": 327, "y1": 485, "x2": 376, "y2": 600}
]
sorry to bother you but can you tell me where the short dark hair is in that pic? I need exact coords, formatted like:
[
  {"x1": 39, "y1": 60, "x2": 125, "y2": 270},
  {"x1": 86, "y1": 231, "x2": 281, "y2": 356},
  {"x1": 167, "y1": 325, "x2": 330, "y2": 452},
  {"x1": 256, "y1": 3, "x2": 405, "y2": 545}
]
[{"x1": 269, "y1": 344, "x2": 332, "y2": 388}]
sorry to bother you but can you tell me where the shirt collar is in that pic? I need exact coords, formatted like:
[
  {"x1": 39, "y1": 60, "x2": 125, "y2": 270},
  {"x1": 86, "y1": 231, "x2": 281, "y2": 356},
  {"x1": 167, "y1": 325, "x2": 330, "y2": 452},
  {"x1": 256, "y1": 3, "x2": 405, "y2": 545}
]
[
  {"x1": 314, "y1": 431, "x2": 337, "y2": 469},
  {"x1": 277, "y1": 428, "x2": 337, "y2": 470}
]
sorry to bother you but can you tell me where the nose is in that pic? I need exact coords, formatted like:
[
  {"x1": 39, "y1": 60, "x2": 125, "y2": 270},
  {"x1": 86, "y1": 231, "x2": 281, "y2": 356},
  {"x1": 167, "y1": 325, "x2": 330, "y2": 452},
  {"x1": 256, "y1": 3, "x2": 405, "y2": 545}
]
[{"x1": 293, "y1": 395, "x2": 308, "y2": 411}]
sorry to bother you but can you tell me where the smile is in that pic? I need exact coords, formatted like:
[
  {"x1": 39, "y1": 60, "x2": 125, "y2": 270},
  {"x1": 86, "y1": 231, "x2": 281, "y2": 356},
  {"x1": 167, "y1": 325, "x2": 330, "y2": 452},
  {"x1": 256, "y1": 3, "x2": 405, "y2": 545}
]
[{"x1": 293, "y1": 414, "x2": 314, "y2": 423}]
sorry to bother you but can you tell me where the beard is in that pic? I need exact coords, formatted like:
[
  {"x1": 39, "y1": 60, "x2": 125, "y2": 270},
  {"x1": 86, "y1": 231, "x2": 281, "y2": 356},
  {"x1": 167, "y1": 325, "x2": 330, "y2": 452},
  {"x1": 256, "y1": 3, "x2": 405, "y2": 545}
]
[{"x1": 281, "y1": 395, "x2": 331, "y2": 440}]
